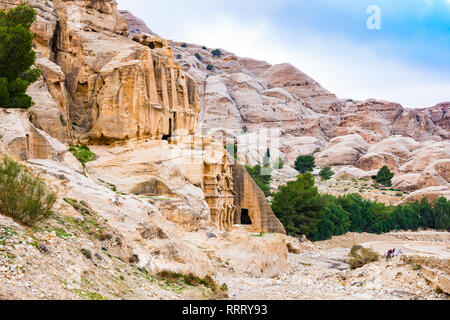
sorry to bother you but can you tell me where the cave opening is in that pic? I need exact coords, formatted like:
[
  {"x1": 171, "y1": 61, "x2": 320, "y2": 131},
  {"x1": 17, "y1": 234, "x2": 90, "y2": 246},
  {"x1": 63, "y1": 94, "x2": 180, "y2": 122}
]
[
  {"x1": 240, "y1": 209, "x2": 252, "y2": 225},
  {"x1": 162, "y1": 118, "x2": 173, "y2": 141}
]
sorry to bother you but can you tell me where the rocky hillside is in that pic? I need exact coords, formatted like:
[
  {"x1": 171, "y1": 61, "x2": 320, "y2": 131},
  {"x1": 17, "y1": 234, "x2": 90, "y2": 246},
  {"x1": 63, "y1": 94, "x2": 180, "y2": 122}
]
[
  {"x1": 0, "y1": 1, "x2": 448, "y2": 301},
  {"x1": 139, "y1": 22, "x2": 449, "y2": 202}
]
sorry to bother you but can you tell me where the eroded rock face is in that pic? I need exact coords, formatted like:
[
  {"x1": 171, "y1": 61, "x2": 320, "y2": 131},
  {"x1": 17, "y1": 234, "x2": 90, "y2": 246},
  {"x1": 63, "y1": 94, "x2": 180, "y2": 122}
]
[
  {"x1": 259, "y1": 63, "x2": 341, "y2": 114},
  {"x1": 1, "y1": 0, "x2": 200, "y2": 144},
  {"x1": 316, "y1": 134, "x2": 369, "y2": 167},
  {"x1": 119, "y1": 10, "x2": 157, "y2": 35},
  {"x1": 167, "y1": 37, "x2": 449, "y2": 187},
  {"x1": 403, "y1": 186, "x2": 450, "y2": 203},
  {"x1": 233, "y1": 164, "x2": 286, "y2": 234},
  {"x1": 27, "y1": 159, "x2": 216, "y2": 278},
  {"x1": 391, "y1": 141, "x2": 450, "y2": 192},
  {"x1": 0, "y1": 109, "x2": 66, "y2": 161}
]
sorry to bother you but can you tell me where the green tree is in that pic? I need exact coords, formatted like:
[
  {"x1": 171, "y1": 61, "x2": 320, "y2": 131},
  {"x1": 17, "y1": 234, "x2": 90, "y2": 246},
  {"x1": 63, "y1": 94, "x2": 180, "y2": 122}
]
[
  {"x1": 312, "y1": 196, "x2": 350, "y2": 241},
  {"x1": 294, "y1": 155, "x2": 316, "y2": 174},
  {"x1": 0, "y1": 3, "x2": 39, "y2": 109},
  {"x1": 338, "y1": 194, "x2": 373, "y2": 233},
  {"x1": 319, "y1": 166, "x2": 335, "y2": 181},
  {"x1": 271, "y1": 173, "x2": 325, "y2": 237},
  {"x1": 418, "y1": 198, "x2": 434, "y2": 229},
  {"x1": 375, "y1": 166, "x2": 394, "y2": 187},
  {"x1": 211, "y1": 49, "x2": 222, "y2": 57},
  {"x1": 432, "y1": 197, "x2": 450, "y2": 230}
]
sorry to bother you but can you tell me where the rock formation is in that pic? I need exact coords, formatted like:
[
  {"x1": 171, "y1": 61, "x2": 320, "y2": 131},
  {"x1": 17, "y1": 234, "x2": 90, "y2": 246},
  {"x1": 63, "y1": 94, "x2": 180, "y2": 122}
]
[
  {"x1": 168, "y1": 36, "x2": 449, "y2": 200},
  {"x1": 119, "y1": 10, "x2": 157, "y2": 36},
  {"x1": 232, "y1": 164, "x2": 286, "y2": 234},
  {"x1": 0, "y1": 1, "x2": 448, "y2": 300}
]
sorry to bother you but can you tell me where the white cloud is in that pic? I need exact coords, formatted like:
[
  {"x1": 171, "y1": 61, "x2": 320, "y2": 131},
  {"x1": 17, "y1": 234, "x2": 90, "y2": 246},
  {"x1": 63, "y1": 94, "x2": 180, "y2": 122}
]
[{"x1": 117, "y1": 1, "x2": 450, "y2": 108}]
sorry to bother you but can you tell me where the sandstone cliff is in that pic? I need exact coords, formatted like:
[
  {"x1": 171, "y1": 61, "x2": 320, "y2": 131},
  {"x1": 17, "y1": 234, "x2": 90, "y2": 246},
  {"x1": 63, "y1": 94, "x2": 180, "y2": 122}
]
[
  {"x1": 0, "y1": 0, "x2": 288, "y2": 292},
  {"x1": 152, "y1": 25, "x2": 449, "y2": 200},
  {"x1": 0, "y1": 1, "x2": 448, "y2": 301}
]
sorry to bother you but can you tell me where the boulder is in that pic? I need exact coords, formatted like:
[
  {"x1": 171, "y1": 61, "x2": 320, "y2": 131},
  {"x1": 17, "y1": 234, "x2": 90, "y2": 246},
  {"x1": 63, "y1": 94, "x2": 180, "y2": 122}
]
[{"x1": 316, "y1": 134, "x2": 369, "y2": 167}]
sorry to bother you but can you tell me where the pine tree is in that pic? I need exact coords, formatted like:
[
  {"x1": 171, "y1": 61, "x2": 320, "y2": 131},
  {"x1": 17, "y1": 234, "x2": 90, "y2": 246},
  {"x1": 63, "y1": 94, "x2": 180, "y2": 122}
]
[
  {"x1": 271, "y1": 173, "x2": 325, "y2": 237},
  {"x1": 375, "y1": 166, "x2": 394, "y2": 187},
  {"x1": 294, "y1": 155, "x2": 316, "y2": 174},
  {"x1": 0, "y1": 3, "x2": 39, "y2": 109}
]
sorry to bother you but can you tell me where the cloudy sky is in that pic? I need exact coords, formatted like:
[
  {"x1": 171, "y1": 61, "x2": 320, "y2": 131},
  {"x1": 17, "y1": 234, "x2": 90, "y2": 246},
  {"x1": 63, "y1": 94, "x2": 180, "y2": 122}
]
[{"x1": 117, "y1": 0, "x2": 450, "y2": 108}]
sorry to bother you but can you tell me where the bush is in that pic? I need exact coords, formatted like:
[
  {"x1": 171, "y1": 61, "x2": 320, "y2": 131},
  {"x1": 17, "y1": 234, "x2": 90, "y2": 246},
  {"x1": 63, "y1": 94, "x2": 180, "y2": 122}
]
[
  {"x1": 348, "y1": 245, "x2": 379, "y2": 270},
  {"x1": 211, "y1": 49, "x2": 222, "y2": 57},
  {"x1": 0, "y1": 156, "x2": 56, "y2": 226},
  {"x1": 175, "y1": 54, "x2": 182, "y2": 59},
  {"x1": 194, "y1": 53, "x2": 203, "y2": 61},
  {"x1": 206, "y1": 64, "x2": 214, "y2": 71},
  {"x1": 294, "y1": 155, "x2": 316, "y2": 174},
  {"x1": 319, "y1": 166, "x2": 335, "y2": 181},
  {"x1": 0, "y1": 4, "x2": 39, "y2": 109},
  {"x1": 157, "y1": 271, "x2": 228, "y2": 299},
  {"x1": 375, "y1": 166, "x2": 394, "y2": 187},
  {"x1": 69, "y1": 145, "x2": 97, "y2": 167},
  {"x1": 181, "y1": 43, "x2": 187, "y2": 48}
]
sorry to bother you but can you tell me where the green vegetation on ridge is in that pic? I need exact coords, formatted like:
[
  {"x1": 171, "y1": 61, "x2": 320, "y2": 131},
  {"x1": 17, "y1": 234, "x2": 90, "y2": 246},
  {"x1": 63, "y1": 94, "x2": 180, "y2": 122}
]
[{"x1": 272, "y1": 173, "x2": 450, "y2": 241}]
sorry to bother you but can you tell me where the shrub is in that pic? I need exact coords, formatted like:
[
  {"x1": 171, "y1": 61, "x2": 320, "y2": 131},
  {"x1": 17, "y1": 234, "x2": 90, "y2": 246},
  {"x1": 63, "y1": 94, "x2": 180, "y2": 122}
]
[
  {"x1": 69, "y1": 145, "x2": 97, "y2": 167},
  {"x1": 375, "y1": 166, "x2": 394, "y2": 187},
  {"x1": 181, "y1": 43, "x2": 187, "y2": 48},
  {"x1": 202, "y1": 46, "x2": 207, "y2": 50},
  {"x1": 157, "y1": 271, "x2": 228, "y2": 299},
  {"x1": 348, "y1": 245, "x2": 379, "y2": 270},
  {"x1": 80, "y1": 248, "x2": 92, "y2": 260},
  {"x1": 294, "y1": 155, "x2": 316, "y2": 174},
  {"x1": 194, "y1": 53, "x2": 203, "y2": 61},
  {"x1": 175, "y1": 54, "x2": 182, "y2": 59},
  {"x1": 211, "y1": 49, "x2": 222, "y2": 57},
  {"x1": 319, "y1": 166, "x2": 335, "y2": 181},
  {"x1": 0, "y1": 4, "x2": 39, "y2": 109},
  {"x1": 0, "y1": 156, "x2": 56, "y2": 226},
  {"x1": 206, "y1": 64, "x2": 214, "y2": 71}
]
